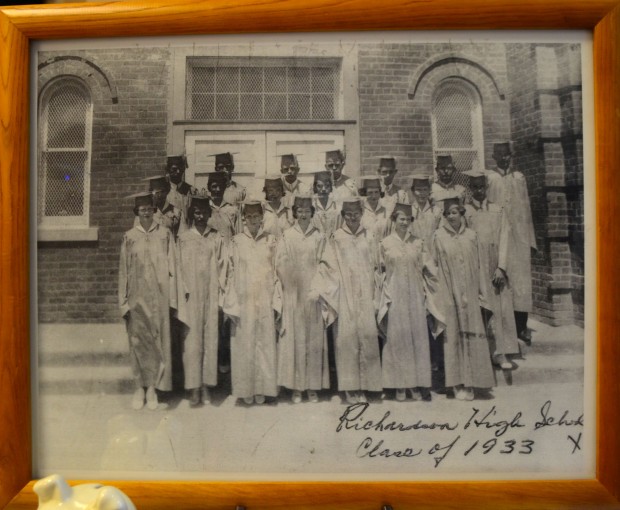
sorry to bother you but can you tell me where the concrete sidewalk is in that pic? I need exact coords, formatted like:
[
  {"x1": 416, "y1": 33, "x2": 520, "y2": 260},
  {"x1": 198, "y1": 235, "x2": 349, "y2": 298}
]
[{"x1": 34, "y1": 319, "x2": 590, "y2": 480}]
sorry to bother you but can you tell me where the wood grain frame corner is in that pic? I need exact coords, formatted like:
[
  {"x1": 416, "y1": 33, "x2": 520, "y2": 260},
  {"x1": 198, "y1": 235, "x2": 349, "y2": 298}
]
[{"x1": 1, "y1": 0, "x2": 618, "y2": 508}]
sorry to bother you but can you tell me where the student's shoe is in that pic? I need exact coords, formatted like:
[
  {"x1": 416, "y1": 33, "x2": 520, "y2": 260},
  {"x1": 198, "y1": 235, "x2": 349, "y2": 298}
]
[
  {"x1": 146, "y1": 386, "x2": 158, "y2": 410},
  {"x1": 202, "y1": 386, "x2": 211, "y2": 404},
  {"x1": 518, "y1": 329, "x2": 532, "y2": 346},
  {"x1": 243, "y1": 396, "x2": 253, "y2": 405},
  {"x1": 307, "y1": 390, "x2": 319, "y2": 403},
  {"x1": 255, "y1": 394, "x2": 265, "y2": 405},
  {"x1": 493, "y1": 354, "x2": 513, "y2": 370},
  {"x1": 344, "y1": 391, "x2": 358, "y2": 404},
  {"x1": 358, "y1": 391, "x2": 367, "y2": 403},
  {"x1": 292, "y1": 390, "x2": 302, "y2": 404},
  {"x1": 457, "y1": 387, "x2": 474, "y2": 401},
  {"x1": 132, "y1": 388, "x2": 145, "y2": 410},
  {"x1": 408, "y1": 388, "x2": 423, "y2": 401},
  {"x1": 395, "y1": 389, "x2": 406, "y2": 402},
  {"x1": 188, "y1": 388, "x2": 201, "y2": 407}
]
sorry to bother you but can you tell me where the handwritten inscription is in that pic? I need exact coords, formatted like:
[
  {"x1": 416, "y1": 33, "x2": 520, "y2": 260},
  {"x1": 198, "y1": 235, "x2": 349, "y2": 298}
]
[{"x1": 337, "y1": 400, "x2": 583, "y2": 469}]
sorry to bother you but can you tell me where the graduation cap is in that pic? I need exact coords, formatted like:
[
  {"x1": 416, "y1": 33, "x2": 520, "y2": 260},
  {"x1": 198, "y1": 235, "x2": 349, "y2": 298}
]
[
  {"x1": 435, "y1": 154, "x2": 454, "y2": 167},
  {"x1": 189, "y1": 194, "x2": 211, "y2": 210},
  {"x1": 359, "y1": 177, "x2": 382, "y2": 190},
  {"x1": 435, "y1": 192, "x2": 462, "y2": 212},
  {"x1": 261, "y1": 174, "x2": 285, "y2": 190},
  {"x1": 241, "y1": 200, "x2": 264, "y2": 215},
  {"x1": 278, "y1": 154, "x2": 300, "y2": 167},
  {"x1": 143, "y1": 175, "x2": 170, "y2": 192},
  {"x1": 207, "y1": 172, "x2": 228, "y2": 187},
  {"x1": 313, "y1": 170, "x2": 333, "y2": 183},
  {"x1": 293, "y1": 194, "x2": 313, "y2": 209},
  {"x1": 325, "y1": 149, "x2": 345, "y2": 163},
  {"x1": 392, "y1": 202, "x2": 413, "y2": 217},
  {"x1": 166, "y1": 155, "x2": 188, "y2": 170},
  {"x1": 492, "y1": 141, "x2": 513, "y2": 156},
  {"x1": 462, "y1": 169, "x2": 488, "y2": 185},
  {"x1": 126, "y1": 191, "x2": 154, "y2": 208},
  {"x1": 341, "y1": 197, "x2": 363, "y2": 212},
  {"x1": 411, "y1": 173, "x2": 432, "y2": 188},
  {"x1": 208, "y1": 152, "x2": 237, "y2": 167},
  {"x1": 378, "y1": 156, "x2": 396, "y2": 169}
]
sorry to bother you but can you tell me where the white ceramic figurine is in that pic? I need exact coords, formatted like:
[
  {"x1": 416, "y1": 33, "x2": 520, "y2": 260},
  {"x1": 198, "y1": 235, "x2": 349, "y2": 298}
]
[{"x1": 34, "y1": 474, "x2": 136, "y2": 510}]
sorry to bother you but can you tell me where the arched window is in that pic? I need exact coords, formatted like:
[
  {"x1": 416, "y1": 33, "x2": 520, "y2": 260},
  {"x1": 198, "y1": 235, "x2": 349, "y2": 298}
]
[
  {"x1": 39, "y1": 77, "x2": 93, "y2": 228},
  {"x1": 431, "y1": 78, "x2": 484, "y2": 177}
]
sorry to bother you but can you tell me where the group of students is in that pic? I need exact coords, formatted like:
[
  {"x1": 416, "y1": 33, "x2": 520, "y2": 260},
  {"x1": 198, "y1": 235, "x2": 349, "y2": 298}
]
[{"x1": 118, "y1": 142, "x2": 536, "y2": 410}]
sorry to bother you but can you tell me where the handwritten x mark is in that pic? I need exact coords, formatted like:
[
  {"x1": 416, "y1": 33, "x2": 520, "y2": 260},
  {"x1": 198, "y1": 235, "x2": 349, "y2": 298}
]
[{"x1": 568, "y1": 432, "x2": 582, "y2": 454}]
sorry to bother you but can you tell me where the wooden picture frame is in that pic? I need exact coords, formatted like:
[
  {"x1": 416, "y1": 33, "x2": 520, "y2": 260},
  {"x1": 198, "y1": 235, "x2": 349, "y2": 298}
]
[{"x1": 1, "y1": 0, "x2": 618, "y2": 508}]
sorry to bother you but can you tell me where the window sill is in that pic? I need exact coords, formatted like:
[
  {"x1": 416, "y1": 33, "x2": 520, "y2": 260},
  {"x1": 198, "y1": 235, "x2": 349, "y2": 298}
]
[{"x1": 38, "y1": 226, "x2": 99, "y2": 242}]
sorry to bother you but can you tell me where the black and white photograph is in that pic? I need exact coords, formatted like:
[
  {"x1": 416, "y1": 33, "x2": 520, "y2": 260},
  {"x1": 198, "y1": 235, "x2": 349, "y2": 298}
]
[{"x1": 33, "y1": 31, "x2": 595, "y2": 480}]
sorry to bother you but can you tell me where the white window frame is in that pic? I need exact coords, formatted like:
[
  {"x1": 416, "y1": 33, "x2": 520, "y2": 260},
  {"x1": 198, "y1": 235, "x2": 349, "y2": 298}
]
[
  {"x1": 38, "y1": 76, "x2": 98, "y2": 241},
  {"x1": 431, "y1": 77, "x2": 485, "y2": 172}
]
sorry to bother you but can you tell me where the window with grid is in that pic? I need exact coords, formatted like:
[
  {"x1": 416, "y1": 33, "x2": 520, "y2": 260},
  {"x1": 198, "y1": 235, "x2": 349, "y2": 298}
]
[
  {"x1": 431, "y1": 78, "x2": 484, "y2": 186},
  {"x1": 186, "y1": 58, "x2": 340, "y2": 121},
  {"x1": 39, "y1": 77, "x2": 93, "y2": 226}
]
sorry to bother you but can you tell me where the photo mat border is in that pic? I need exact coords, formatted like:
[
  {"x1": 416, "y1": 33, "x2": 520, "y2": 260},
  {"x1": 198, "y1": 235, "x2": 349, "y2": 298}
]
[{"x1": 1, "y1": 0, "x2": 619, "y2": 508}]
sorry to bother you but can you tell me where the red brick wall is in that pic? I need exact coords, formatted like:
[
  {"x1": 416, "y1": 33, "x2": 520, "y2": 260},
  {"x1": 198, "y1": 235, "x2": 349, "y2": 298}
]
[
  {"x1": 37, "y1": 48, "x2": 170, "y2": 322},
  {"x1": 357, "y1": 42, "x2": 510, "y2": 183}
]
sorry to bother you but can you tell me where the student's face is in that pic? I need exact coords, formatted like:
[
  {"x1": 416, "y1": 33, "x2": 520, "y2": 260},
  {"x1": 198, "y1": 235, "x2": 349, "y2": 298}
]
[
  {"x1": 281, "y1": 163, "x2": 299, "y2": 183},
  {"x1": 413, "y1": 183, "x2": 431, "y2": 202},
  {"x1": 394, "y1": 211, "x2": 411, "y2": 232},
  {"x1": 325, "y1": 157, "x2": 345, "y2": 181},
  {"x1": 315, "y1": 178, "x2": 332, "y2": 196},
  {"x1": 244, "y1": 211, "x2": 263, "y2": 230},
  {"x1": 137, "y1": 205, "x2": 155, "y2": 220},
  {"x1": 208, "y1": 181, "x2": 224, "y2": 198},
  {"x1": 215, "y1": 163, "x2": 234, "y2": 180},
  {"x1": 167, "y1": 164, "x2": 183, "y2": 184},
  {"x1": 493, "y1": 150, "x2": 512, "y2": 170},
  {"x1": 265, "y1": 185, "x2": 283, "y2": 202},
  {"x1": 366, "y1": 187, "x2": 382, "y2": 205},
  {"x1": 471, "y1": 181, "x2": 488, "y2": 202},
  {"x1": 437, "y1": 163, "x2": 456, "y2": 184},
  {"x1": 296, "y1": 206, "x2": 313, "y2": 223},
  {"x1": 343, "y1": 207, "x2": 363, "y2": 232},
  {"x1": 153, "y1": 189, "x2": 167, "y2": 208},
  {"x1": 193, "y1": 206, "x2": 209, "y2": 225},
  {"x1": 445, "y1": 205, "x2": 462, "y2": 229},
  {"x1": 378, "y1": 166, "x2": 396, "y2": 186}
]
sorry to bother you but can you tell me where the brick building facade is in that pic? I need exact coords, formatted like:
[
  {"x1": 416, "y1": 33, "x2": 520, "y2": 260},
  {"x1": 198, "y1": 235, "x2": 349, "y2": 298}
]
[{"x1": 36, "y1": 40, "x2": 584, "y2": 326}]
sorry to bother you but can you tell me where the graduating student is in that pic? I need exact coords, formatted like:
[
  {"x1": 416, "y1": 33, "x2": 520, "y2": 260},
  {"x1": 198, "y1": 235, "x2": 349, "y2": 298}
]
[
  {"x1": 222, "y1": 201, "x2": 278, "y2": 405},
  {"x1": 464, "y1": 170, "x2": 518, "y2": 369},
  {"x1": 407, "y1": 174, "x2": 443, "y2": 245},
  {"x1": 429, "y1": 194, "x2": 494, "y2": 401},
  {"x1": 431, "y1": 154, "x2": 466, "y2": 203},
  {"x1": 317, "y1": 198, "x2": 382, "y2": 404},
  {"x1": 137, "y1": 176, "x2": 181, "y2": 234},
  {"x1": 378, "y1": 203, "x2": 443, "y2": 401},
  {"x1": 359, "y1": 177, "x2": 390, "y2": 240},
  {"x1": 485, "y1": 141, "x2": 537, "y2": 344},
  {"x1": 206, "y1": 171, "x2": 238, "y2": 241},
  {"x1": 165, "y1": 154, "x2": 196, "y2": 233},
  {"x1": 262, "y1": 175, "x2": 294, "y2": 238},
  {"x1": 311, "y1": 170, "x2": 342, "y2": 236},
  {"x1": 176, "y1": 196, "x2": 226, "y2": 407},
  {"x1": 279, "y1": 153, "x2": 309, "y2": 208},
  {"x1": 212, "y1": 152, "x2": 247, "y2": 206},
  {"x1": 325, "y1": 149, "x2": 358, "y2": 201},
  {"x1": 377, "y1": 156, "x2": 408, "y2": 211},
  {"x1": 275, "y1": 195, "x2": 329, "y2": 403},
  {"x1": 119, "y1": 192, "x2": 177, "y2": 410}
]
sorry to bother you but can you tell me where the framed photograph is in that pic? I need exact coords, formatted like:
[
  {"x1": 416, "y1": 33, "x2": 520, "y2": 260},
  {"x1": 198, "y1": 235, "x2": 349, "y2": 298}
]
[{"x1": 1, "y1": 0, "x2": 619, "y2": 508}]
